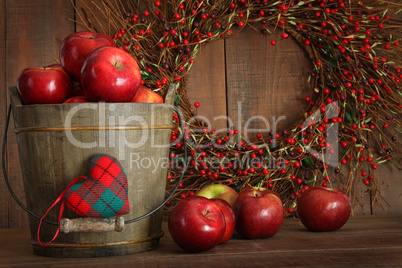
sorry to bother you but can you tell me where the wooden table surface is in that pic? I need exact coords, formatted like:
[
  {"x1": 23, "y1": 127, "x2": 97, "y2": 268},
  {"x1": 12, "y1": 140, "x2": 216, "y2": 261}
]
[{"x1": 1, "y1": 214, "x2": 401, "y2": 267}]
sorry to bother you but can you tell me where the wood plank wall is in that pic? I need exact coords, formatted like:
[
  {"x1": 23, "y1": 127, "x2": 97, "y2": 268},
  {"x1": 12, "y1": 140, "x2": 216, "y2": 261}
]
[
  {"x1": 0, "y1": 0, "x2": 6, "y2": 227},
  {"x1": 0, "y1": 0, "x2": 74, "y2": 228},
  {"x1": 0, "y1": 1, "x2": 400, "y2": 228}
]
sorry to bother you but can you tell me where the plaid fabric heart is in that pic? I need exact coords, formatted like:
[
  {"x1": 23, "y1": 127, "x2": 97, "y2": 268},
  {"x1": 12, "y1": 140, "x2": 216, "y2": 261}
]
[{"x1": 64, "y1": 154, "x2": 130, "y2": 218}]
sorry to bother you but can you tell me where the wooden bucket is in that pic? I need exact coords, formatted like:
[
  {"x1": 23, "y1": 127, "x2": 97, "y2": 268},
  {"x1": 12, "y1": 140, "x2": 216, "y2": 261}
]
[{"x1": 9, "y1": 84, "x2": 176, "y2": 257}]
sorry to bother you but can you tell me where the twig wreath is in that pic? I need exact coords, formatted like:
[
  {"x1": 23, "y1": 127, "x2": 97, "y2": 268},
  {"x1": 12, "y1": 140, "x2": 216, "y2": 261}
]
[{"x1": 76, "y1": 0, "x2": 401, "y2": 213}]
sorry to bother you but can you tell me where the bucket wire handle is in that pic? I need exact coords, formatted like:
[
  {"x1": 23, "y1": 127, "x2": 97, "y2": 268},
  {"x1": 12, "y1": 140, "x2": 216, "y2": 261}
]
[
  {"x1": 2, "y1": 101, "x2": 188, "y2": 226},
  {"x1": 1, "y1": 105, "x2": 52, "y2": 223},
  {"x1": 125, "y1": 104, "x2": 187, "y2": 224}
]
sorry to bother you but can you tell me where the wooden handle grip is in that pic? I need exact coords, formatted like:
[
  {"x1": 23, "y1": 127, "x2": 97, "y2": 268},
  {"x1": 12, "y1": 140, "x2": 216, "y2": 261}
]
[{"x1": 60, "y1": 216, "x2": 125, "y2": 234}]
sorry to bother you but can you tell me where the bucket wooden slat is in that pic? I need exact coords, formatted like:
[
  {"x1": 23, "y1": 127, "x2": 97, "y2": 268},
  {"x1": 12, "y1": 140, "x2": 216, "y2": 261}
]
[{"x1": 9, "y1": 84, "x2": 176, "y2": 257}]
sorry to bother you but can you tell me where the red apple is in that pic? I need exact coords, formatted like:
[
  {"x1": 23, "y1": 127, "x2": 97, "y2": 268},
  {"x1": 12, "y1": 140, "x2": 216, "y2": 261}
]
[
  {"x1": 243, "y1": 186, "x2": 281, "y2": 200},
  {"x1": 59, "y1": 31, "x2": 115, "y2": 82},
  {"x1": 296, "y1": 186, "x2": 351, "y2": 232},
  {"x1": 168, "y1": 196, "x2": 225, "y2": 252},
  {"x1": 81, "y1": 46, "x2": 141, "y2": 102},
  {"x1": 196, "y1": 184, "x2": 239, "y2": 207},
  {"x1": 211, "y1": 198, "x2": 236, "y2": 244},
  {"x1": 131, "y1": 85, "x2": 164, "y2": 103},
  {"x1": 234, "y1": 187, "x2": 284, "y2": 239},
  {"x1": 16, "y1": 66, "x2": 73, "y2": 104},
  {"x1": 64, "y1": 96, "x2": 90, "y2": 103},
  {"x1": 45, "y1": 63, "x2": 64, "y2": 70}
]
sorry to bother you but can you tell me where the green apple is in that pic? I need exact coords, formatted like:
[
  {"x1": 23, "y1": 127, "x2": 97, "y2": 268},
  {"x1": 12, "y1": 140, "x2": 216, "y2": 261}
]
[{"x1": 196, "y1": 184, "x2": 238, "y2": 207}]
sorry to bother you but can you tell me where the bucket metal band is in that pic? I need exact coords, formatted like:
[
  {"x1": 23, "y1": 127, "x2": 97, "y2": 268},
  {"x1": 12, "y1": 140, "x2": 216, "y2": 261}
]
[
  {"x1": 30, "y1": 230, "x2": 164, "y2": 248},
  {"x1": 13, "y1": 125, "x2": 176, "y2": 134}
]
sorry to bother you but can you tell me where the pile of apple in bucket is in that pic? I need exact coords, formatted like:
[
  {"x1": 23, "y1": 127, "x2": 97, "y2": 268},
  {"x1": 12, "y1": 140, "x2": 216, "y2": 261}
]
[
  {"x1": 15, "y1": 31, "x2": 352, "y2": 254},
  {"x1": 16, "y1": 31, "x2": 163, "y2": 105}
]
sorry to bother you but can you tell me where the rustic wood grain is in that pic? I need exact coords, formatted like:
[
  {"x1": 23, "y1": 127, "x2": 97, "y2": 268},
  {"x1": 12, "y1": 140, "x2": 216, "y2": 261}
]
[
  {"x1": 187, "y1": 40, "x2": 227, "y2": 130},
  {"x1": 0, "y1": 0, "x2": 7, "y2": 228},
  {"x1": 351, "y1": 178, "x2": 372, "y2": 216},
  {"x1": 3, "y1": 0, "x2": 75, "y2": 228},
  {"x1": 75, "y1": 0, "x2": 121, "y2": 35},
  {"x1": 1, "y1": 215, "x2": 401, "y2": 266},
  {"x1": 225, "y1": 28, "x2": 313, "y2": 140},
  {"x1": 372, "y1": 162, "x2": 402, "y2": 214}
]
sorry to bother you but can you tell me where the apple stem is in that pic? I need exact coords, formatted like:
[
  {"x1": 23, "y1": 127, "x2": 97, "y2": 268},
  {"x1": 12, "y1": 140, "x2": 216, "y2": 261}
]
[
  {"x1": 204, "y1": 210, "x2": 211, "y2": 217},
  {"x1": 113, "y1": 61, "x2": 124, "y2": 70}
]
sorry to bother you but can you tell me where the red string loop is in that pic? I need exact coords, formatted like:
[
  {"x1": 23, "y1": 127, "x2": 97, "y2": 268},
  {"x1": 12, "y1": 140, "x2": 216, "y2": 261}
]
[{"x1": 37, "y1": 176, "x2": 86, "y2": 247}]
